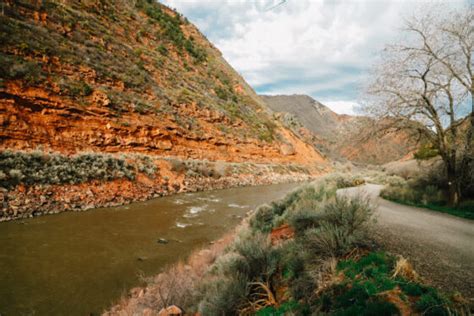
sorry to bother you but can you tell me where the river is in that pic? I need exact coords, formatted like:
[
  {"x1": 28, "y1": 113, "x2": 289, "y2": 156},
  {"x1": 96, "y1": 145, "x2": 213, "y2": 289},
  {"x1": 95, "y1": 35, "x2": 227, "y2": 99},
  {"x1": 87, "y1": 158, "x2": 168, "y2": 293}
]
[{"x1": 0, "y1": 182, "x2": 303, "y2": 315}]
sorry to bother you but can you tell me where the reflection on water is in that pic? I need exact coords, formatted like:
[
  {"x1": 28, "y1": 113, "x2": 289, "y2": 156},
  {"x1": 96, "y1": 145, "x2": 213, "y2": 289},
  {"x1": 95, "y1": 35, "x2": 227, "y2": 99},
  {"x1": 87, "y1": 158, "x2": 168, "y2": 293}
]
[{"x1": 0, "y1": 182, "x2": 303, "y2": 315}]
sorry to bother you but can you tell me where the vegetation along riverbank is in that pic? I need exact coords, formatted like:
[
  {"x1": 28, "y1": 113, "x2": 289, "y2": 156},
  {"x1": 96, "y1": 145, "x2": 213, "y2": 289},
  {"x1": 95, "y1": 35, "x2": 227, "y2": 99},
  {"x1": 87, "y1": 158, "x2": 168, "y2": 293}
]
[{"x1": 106, "y1": 173, "x2": 472, "y2": 315}]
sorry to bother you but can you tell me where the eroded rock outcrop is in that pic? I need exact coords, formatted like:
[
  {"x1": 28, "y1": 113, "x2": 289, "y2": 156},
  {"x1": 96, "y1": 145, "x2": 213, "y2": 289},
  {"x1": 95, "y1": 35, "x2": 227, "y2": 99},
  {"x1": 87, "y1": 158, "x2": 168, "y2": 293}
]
[{"x1": 0, "y1": 1, "x2": 327, "y2": 220}]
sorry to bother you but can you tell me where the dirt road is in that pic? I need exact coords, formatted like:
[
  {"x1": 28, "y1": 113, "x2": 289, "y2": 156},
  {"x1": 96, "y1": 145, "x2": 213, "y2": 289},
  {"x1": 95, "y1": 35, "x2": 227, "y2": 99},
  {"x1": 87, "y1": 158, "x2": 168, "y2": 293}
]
[{"x1": 338, "y1": 184, "x2": 474, "y2": 303}]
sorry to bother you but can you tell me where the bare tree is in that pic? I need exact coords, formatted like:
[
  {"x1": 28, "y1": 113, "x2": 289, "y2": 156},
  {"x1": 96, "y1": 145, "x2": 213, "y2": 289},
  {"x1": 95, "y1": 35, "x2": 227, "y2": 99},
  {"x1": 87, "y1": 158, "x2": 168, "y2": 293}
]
[{"x1": 364, "y1": 5, "x2": 473, "y2": 206}]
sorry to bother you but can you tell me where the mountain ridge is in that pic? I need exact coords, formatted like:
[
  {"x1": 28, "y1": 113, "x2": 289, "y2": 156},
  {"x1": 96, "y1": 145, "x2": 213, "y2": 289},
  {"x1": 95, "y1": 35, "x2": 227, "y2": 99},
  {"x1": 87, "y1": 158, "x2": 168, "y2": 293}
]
[{"x1": 261, "y1": 94, "x2": 416, "y2": 164}]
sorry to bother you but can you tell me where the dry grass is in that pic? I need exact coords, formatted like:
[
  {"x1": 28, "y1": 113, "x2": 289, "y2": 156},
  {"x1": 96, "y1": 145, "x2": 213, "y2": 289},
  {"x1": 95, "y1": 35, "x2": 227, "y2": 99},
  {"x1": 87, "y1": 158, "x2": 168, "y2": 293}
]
[
  {"x1": 313, "y1": 257, "x2": 342, "y2": 297},
  {"x1": 239, "y1": 281, "x2": 277, "y2": 315},
  {"x1": 392, "y1": 256, "x2": 419, "y2": 282}
]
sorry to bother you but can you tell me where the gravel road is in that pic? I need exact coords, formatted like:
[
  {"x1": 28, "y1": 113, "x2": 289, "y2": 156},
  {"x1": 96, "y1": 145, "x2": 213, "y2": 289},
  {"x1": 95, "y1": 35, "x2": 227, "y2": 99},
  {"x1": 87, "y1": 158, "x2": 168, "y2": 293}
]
[{"x1": 338, "y1": 184, "x2": 474, "y2": 304}]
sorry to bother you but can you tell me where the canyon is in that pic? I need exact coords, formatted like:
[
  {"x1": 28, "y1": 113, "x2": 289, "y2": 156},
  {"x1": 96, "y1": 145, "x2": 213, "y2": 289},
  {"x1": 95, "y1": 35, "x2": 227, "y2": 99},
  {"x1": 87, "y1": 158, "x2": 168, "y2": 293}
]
[{"x1": 0, "y1": 0, "x2": 326, "y2": 221}]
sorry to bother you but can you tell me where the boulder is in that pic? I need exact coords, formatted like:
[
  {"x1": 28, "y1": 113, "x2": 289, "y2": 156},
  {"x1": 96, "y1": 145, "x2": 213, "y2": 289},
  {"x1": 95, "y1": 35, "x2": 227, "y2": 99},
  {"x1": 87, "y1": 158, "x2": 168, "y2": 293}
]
[
  {"x1": 157, "y1": 238, "x2": 169, "y2": 244},
  {"x1": 280, "y1": 143, "x2": 295, "y2": 156}
]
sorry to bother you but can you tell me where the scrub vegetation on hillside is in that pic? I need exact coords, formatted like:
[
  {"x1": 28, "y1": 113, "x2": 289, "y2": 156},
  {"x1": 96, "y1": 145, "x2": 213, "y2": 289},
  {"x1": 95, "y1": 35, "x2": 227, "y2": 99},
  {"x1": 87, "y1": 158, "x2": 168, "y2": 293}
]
[
  {"x1": 0, "y1": 150, "x2": 155, "y2": 188},
  {"x1": 0, "y1": 149, "x2": 312, "y2": 190},
  {"x1": 0, "y1": 0, "x2": 278, "y2": 141}
]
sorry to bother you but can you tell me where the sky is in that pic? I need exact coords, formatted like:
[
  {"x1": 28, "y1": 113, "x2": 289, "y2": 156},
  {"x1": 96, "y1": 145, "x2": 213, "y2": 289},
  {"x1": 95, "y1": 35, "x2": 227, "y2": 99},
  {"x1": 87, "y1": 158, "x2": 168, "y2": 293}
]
[{"x1": 159, "y1": 0, "x2": 467, "y2": 115}]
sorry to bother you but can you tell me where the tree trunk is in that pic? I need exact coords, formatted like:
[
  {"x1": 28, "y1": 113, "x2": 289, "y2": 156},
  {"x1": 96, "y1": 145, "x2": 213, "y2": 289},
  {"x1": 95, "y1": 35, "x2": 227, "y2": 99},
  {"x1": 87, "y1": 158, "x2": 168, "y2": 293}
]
[
  {"x1": 457, "y1": 94, "x2": 474, "y2": 204},
  {"x1": 446, "y1": 164, "x2": 461, "y2": 207}
]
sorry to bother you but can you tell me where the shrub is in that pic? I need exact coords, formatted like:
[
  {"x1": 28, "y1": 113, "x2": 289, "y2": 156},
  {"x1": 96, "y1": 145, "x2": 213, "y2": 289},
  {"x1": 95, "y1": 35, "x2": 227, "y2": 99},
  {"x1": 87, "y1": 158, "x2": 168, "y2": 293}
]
[
  {"x1": 215, "y1": 86, "x2": 231, "y2": 100},
  {"x1": 421, "y1": 185, "x2": 444, "y2": 205},
  {"x1": 211, "y1": 252, "x2": 247, "y2": 278},
  {"x1": 132, "y1": 154, "x2": 157, "y2": 176},
  {"x1": 324, "y1": 173, "x2": 364, "y2": 189},
  {"x1": 233, "y1": 232, "x2": 280, "y2": 281},
  {"x1": 214, "y1": 161, "x2": 231, "y2": 177},
  {"x1": 184, "y1": 38, "x2": 207, "y2": 62},
  {"x1": 380, "y1": 184, "x2": 410, "y2": 202},
  {"x1": 133, "y1": 102, "x2": 151, "y2": 114},
  {"x1": 169, "y1": 159, "x2": 186, "y2": 173},
  {"x1": 8, "y1": 169, "x2": 24, "y2": 185},
  {"x1": 0, "y1": 150, "x2": 155, "y2": 188},
  {"x1": 322, "y1": 196, "x2": 373, "y2": 235},
  {"x1": 195, "y1": 232, "x2": 282, "y2": 315},
  {"x1": 302, "y1": 196, "x2": 373, "y2": 257},
  {"x1": 68, "y1": 80, "x2": 93, "y2": 97},
  {"x1": 381, "y1": 176, "x2": 453, "y2": 211},
  {"x1": 149, "y1": 263, "x2": 197, "y2": 311},
  {"x1": 249, "y1": 188, "x2": 304, "y2": 233},
  {"x1": 414, "y1": 143, "x2": 439, "y2": 160},
  {"x1": 288, "y1": 208, "x2": 323, "y2": 233},
  {"x1": 384, "y1": 175, "x2": 406, "y2": 186},
  {"x1": 197, "y1": 275, "x2": 248, "y2": 315},
  {"x1": 250, "y1": 204, "x2": 275, "y2": 233},
  {"x1": 304, "y1": 223, "x2": 358, "y2": 257},
  {"x1": 0, "y1": 54, "x2": 45, "y2": 85}
]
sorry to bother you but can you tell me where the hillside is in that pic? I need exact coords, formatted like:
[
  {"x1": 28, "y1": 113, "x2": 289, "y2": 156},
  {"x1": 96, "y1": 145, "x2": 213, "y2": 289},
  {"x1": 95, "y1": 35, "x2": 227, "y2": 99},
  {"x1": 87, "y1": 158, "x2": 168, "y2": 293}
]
[
  {"x1": 261, "y1": 94, "x2": 416, "y2": 164},
  {"x1": 0, "y1": 1, "x2": 325, "y2": 221}
]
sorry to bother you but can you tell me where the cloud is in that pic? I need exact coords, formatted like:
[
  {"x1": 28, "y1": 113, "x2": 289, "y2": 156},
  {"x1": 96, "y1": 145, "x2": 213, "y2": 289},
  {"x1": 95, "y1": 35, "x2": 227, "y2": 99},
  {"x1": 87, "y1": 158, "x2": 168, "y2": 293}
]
[
  {"x1": 160, "y1": 0, "x2": 467, "y2": 114},
  {"x1": 321, "y1": 100, "x2": 359, "y2": 115}
]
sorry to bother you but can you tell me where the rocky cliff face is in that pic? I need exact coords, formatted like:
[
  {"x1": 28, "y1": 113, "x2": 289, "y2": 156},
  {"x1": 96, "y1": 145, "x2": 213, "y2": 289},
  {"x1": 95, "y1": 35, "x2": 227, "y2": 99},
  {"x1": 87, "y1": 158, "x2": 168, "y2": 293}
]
[
  {"x1": 0, "y1": 1, "x2": 326, "y2": 220},
  {"x1": 261, "y1": 94, "x2": 416, "y2": 164}
]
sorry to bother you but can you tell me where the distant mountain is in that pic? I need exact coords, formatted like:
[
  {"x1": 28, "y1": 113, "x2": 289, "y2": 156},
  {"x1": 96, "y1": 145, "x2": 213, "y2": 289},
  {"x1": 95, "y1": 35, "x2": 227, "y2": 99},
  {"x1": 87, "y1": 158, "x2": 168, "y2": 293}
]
[
  {"x1": 261, "y1": 94, "x2": 416, "y2": 164},
  {"x1": 259, "y1": 95, "x2": 343, "y2": 139}
]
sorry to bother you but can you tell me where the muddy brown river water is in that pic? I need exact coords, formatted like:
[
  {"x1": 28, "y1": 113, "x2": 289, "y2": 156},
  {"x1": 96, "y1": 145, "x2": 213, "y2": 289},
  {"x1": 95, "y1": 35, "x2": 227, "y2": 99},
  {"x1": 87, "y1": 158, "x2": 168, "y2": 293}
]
[{"x1": 0, "y1": 182, "x2": 303, "y2": 315}]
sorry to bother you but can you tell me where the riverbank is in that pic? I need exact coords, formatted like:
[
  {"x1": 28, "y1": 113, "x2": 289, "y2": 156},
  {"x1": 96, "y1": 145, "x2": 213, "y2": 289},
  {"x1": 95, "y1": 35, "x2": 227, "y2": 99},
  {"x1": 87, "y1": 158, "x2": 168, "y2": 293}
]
[
  {"x1": 1, "y1": 150, "x2": 327, "y2": 222},
  {"x1": 105, "y1": 220, "x2": 248, "y2": 316},
  {"x1": 105, "y1": 174, "x2": 471, "y2": 315},
  {"x1": 0, "y1": 182, "x2": 304, "y2": 315}
]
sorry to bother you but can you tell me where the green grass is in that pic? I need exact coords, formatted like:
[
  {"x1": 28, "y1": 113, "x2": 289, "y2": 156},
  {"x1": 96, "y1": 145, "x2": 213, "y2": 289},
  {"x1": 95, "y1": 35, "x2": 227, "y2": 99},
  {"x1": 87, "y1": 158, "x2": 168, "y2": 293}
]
[
  {"x1": 319, "y1": 252, "x2": 452, "y2": 316},
  {"x1": 256, "y1": 300, "x2": 310, "y2": 316},
  {"x1": 383, "y1": 197, "x2": 474, "y2": 220}
]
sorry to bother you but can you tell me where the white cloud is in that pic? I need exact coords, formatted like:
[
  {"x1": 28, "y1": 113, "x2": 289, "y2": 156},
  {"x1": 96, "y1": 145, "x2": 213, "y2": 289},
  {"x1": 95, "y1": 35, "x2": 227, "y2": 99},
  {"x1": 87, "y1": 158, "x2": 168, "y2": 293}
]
[
  {"x1": 160, "y1": 0, "x2": 468, "y2": 114},
  {"x1": 322, "y1": 100, "x2": 359, "y2": 115}
]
